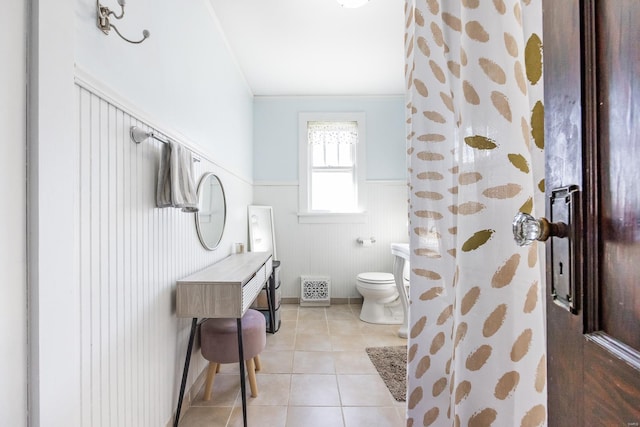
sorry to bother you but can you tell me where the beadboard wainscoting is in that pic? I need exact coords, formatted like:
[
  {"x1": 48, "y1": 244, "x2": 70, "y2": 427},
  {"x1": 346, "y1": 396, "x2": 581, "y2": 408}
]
[
  {"x1": 74, "y1": 81, "x2": 252, "y2": 426},
  {"x1": 253, "y1": 181, "x2": 409, "y2": 301}
]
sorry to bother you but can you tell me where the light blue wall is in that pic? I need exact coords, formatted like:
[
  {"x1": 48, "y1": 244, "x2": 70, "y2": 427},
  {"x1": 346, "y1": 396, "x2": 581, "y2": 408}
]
[
  {"x1": 253, "y1": 96, "x2": 406, "y2": 182},
  {"x1": 75, "y1": 0, "x2": 254, "y2": 179}
]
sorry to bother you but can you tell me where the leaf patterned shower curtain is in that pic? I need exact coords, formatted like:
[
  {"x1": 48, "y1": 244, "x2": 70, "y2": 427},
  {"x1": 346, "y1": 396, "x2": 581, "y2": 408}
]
[{"x1": 404, "y1": 1, "x2": 546, "y2": 426}]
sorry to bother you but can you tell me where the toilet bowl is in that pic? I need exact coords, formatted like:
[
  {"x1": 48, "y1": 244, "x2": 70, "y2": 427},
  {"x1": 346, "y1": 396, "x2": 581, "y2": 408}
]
[{"x1": 356, "y1": 272, "x2": 403, "y2": 324}]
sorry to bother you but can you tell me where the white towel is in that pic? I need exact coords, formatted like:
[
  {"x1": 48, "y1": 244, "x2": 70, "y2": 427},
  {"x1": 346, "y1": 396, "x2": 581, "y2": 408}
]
[{"x1": 156, "y1": 141, "x2": 199, "y2": 212}]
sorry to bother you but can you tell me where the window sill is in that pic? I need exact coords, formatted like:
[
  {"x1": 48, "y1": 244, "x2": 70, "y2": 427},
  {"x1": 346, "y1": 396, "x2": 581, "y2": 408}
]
[{"x1": 297, "y1": 211, "x2": 368, "y2": 224}]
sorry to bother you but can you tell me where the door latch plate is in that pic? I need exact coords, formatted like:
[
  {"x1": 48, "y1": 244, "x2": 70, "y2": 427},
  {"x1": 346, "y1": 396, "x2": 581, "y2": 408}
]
[{"x1": 549, "y1": 185, "x2": 579, "y2": 314}]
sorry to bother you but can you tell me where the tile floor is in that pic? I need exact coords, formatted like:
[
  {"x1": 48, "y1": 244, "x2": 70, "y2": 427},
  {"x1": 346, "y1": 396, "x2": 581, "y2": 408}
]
[{"x1": 179, "y1": 303, "x2": 408, "y2": 427}]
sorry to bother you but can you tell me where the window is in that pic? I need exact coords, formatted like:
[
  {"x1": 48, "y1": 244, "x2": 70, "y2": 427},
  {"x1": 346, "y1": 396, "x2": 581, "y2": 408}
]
[{"x1": 298, "y1": 112, "x2": 366, "y2": 223}]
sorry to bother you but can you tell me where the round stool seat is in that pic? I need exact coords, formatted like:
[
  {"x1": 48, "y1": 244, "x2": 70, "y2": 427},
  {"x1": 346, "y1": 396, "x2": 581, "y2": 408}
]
[{"x1": 200, "y1": 309, "x2": 266, "y2": 364}]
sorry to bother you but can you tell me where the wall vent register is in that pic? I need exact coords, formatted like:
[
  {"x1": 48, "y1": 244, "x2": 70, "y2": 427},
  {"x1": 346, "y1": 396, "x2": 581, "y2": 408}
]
[{"x1": 300, "y1": 276, "x2": 331, "y2": 306}]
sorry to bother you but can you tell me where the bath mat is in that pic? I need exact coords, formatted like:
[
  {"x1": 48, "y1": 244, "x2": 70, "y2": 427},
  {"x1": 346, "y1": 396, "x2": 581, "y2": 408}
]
[{"x1": 365, "y1": 345, "x2": 407, "y2": 402}]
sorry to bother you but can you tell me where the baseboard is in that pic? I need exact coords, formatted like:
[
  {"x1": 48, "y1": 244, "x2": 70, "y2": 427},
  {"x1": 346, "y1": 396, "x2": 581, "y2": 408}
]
[
  {"x1": 281, "y1": 297, "x2": 363, "y2": 305},
  {"x1": 166, "y1": 364, "x2": 209, "y2": 427}
]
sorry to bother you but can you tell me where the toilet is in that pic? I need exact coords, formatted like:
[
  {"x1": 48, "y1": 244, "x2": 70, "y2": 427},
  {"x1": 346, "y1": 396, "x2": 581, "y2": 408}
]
[
  {"x1": 356, "y1": 272, "x2": 404, "y2": 324},
  {"x1": 357, "y1": 243, "x2": 411, "y2": 331}
]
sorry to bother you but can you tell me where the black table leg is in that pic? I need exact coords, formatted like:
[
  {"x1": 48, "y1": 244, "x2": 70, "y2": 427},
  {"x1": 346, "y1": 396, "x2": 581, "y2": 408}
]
[
  {"x1": 237, "y1": 318, "x2": 248, "y2": 427},
  {"x1": 174, "y1": 317, "x2": 198, "y2": 427}
]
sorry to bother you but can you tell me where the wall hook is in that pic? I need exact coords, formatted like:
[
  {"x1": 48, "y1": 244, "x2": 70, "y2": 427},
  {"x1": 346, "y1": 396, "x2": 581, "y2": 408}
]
[{"x1": 97, "y1": 0, "x2": 150, "y2": 45}]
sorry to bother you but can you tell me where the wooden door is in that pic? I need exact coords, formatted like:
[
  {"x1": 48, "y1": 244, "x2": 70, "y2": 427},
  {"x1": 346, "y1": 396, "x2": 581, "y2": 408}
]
[{"x1": 544, "y1": 1, "x2": 640, "y2": 426}]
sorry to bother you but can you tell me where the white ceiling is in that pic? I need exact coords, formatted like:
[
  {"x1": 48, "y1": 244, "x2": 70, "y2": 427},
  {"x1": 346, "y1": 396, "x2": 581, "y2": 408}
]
[{"x1": 208, "y1": 0, "x2": 406, "y2": 96}]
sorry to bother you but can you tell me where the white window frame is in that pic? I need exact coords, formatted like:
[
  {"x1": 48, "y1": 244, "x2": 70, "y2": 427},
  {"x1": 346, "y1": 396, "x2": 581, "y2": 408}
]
[{"x1": 298, "y1": 112, "x2": 367, "y2": 224}]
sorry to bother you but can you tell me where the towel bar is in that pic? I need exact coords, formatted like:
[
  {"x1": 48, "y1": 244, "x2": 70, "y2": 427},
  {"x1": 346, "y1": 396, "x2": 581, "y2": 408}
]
[{"x1": 130, "y1": 126, "x2": 200, "y2": 162}]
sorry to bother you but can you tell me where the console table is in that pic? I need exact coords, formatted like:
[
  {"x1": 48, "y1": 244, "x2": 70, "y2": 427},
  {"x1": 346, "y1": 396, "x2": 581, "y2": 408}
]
[{"x1": 174, "y1": 252, "x2": 273, "y2": 427}]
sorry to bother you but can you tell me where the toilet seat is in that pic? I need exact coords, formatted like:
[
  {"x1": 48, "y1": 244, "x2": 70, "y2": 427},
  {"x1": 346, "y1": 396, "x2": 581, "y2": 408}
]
[{"x1": 357, "y1": 272, "x2": 395, "y2": 284}]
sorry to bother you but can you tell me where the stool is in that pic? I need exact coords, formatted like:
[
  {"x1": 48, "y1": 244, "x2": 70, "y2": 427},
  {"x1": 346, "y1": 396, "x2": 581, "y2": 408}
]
[{"x1": 199, "y1": 309, "x2": 266, "y2": 400}]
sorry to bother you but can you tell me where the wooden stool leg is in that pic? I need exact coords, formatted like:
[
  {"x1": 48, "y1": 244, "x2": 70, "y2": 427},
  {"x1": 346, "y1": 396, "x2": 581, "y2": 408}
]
[
  {"x1": 203, "y1": 362, "x2": 218, "y2": 401},
  {"x1": 215, "y1": 363, "x2": 221, "y2": 373},
  {"x1": 253, "y1": 355, "x2": 262, "y2": 372},
  {"x1": 246, "y1": 359, "x2": 258, "y2": 397}
]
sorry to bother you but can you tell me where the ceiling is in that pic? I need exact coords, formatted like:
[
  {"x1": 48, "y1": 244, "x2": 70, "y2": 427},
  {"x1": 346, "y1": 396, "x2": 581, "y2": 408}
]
[{"x1": 208, "y1": 0, "x2": 406, "y2": 97}]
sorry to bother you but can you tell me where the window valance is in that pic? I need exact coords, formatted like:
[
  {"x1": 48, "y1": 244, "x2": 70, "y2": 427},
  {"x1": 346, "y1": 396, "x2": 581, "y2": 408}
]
[{"x1": 307, "y1": 121, "x2": 358, "y2": 145}]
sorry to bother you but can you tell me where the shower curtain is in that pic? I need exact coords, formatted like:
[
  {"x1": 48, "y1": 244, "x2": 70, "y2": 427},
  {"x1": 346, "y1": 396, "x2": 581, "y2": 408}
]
[{"x1": 404, "y1": 1, "x2": 546, "y2": 426}]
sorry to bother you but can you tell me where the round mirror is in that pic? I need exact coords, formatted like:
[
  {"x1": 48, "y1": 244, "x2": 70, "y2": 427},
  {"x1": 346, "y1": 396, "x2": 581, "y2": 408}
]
[{"x1": 195, "y1": 173, "x2": 226, "y2": 250}]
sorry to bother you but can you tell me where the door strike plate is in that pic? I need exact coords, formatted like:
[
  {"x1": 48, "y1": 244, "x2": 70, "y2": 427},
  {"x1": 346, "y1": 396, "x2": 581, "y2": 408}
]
[{"x1": 549, "y1": 185, "x2": 579, "y2": 314}]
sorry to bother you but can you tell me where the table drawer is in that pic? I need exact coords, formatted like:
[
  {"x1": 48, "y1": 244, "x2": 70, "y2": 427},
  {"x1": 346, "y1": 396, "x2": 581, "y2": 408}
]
[{"x1": 242, "y1": 264, "x2": 266, "y2": 313}]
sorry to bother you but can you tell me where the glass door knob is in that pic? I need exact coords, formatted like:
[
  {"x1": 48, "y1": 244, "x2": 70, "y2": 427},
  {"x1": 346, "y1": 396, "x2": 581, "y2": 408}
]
[{"x1": 512, "y1": 212, "x2": 568, "y2": 246}]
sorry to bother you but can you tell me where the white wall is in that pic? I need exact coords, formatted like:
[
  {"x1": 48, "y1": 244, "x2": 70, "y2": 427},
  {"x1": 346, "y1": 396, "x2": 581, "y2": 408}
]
[
  {"x1": 254, "y1": 181, "x2": 409, "y2": 300},
  {"x1": 72, "y1": 81, "x2": 253, "y2": 425},
  {"x1": 26, "y1": 0, "x2": 255, "y2": 425},
  {"x1": 75, "y1": 0, "x2": 254, "y2": 177},
  {"x1": 0, "y1": 1, "x2": 27, "y2": 426},
  {"x1": 253, "y1": 95, "x2": 409, "y2": 300}
]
